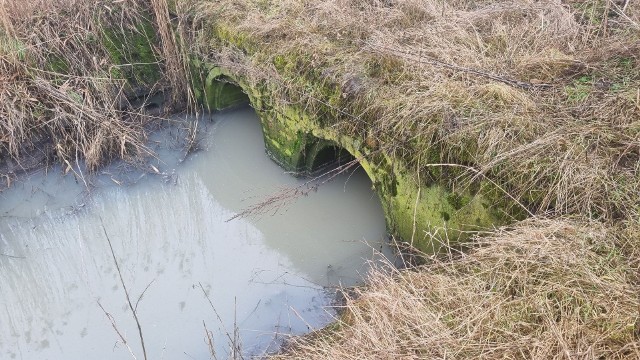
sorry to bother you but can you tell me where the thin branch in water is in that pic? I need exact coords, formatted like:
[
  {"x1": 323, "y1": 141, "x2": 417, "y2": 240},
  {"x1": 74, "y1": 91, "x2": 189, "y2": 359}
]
[
  {"x1": 203, "y1": 321, "x2": 217, "y2": 360},
  {"x1": 97, "y1": 301, "x2": 138, "y2": 360},
  {"x1": 232, "y1": 297, "x2": 241, "y2": 360},
  {"x1": 198, "y1": 282, "x2": 245, "y2": 360},
  {"x1": 135, "y1": 279, "x2": 156, "y2": 312},
  {"x1": 226, "y1": 157, "x2": 363, "y2": 222},
  {"x1": 289, "y1": 306, "x2": 314, "y2": 332},
  {"x1": 100, "y1": 220, "x2": 148, "y2": 360}
]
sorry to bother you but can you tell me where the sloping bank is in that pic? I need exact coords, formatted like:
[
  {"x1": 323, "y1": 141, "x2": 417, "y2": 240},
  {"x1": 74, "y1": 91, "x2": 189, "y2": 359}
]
[{"x1": 180, "y1": 1, "x2": 640, "y2": 358}]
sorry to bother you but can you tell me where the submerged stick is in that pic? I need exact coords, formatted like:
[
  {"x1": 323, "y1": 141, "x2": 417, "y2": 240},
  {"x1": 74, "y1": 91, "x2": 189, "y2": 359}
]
[
  {"x1": 97, "y1": 301, "x2": 138, "y2": 360},
  {"x1": 100, "y1": 221, "x2": 148, "y2": 360}
]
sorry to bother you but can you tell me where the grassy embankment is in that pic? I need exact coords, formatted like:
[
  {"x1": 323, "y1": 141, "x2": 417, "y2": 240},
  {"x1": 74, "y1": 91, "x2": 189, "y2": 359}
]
[{"x1": 1, "y1": 0, "x2": 639, "y2": 358}]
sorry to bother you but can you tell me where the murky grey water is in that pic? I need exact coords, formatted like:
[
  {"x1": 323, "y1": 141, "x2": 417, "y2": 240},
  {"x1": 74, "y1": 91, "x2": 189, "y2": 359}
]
[{"x1": 0, "y1": 107, "x2": 390, "y2": 359}]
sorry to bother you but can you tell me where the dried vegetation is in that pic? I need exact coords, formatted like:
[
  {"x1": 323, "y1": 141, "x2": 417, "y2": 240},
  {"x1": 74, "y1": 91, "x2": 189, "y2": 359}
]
[
  {"x1": 275, "y1": 219, "x2": 639, "y2": 359},
  {"x1": 1, "y1": 0, "x2": 639, "y2": 358},
  {"x1": 0, "y1": 0, "x2": 187, "y2": 175},
  {"x1": 183, "y1": 0, "x2": 640, "y2": 358}
]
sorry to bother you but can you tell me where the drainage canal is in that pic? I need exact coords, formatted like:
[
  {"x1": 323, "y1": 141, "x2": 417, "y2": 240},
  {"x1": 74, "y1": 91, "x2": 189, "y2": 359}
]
[{"x1": 0, "y1": 106, "x2": 391, "y2": 359}]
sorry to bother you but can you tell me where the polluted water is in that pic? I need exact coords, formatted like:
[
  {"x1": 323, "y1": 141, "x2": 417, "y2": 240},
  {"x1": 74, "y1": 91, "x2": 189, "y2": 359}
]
[{"x1": 0, "y1": 106, "x2": 393, "y2": 359}]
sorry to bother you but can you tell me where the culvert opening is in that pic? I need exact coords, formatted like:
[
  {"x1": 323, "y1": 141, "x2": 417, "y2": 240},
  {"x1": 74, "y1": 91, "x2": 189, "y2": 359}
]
[{"x1": 308, "y1": 144, "x2": 357, "y2": 177}]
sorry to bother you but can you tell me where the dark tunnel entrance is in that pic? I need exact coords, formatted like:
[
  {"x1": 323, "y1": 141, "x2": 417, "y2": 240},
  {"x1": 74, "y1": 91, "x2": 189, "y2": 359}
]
[{"x1": 307, "y1": 143, "x2": 356, "y2": 176}]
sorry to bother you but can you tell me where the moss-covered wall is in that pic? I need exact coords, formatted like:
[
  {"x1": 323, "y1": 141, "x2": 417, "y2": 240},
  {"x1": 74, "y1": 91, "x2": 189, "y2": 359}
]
[
  {"x1": 196, "y1": 63, "x2": 512, "y2": 253},
  {"x1": 101, "y1": 17, "x2": 162, "y2": 96}
]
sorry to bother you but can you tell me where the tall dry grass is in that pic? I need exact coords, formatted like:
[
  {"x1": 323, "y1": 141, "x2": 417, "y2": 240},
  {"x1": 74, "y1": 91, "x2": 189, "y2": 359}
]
[
  {"x1": 0, "y1": 0, "x2": 190, "y2": 173},
  {"x1": 274, "y1": 219, "x2": 640, "y2": 359}
]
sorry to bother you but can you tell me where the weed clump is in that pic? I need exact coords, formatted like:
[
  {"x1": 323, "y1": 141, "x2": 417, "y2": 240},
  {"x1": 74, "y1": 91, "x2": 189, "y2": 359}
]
[{"x1": 0, "y1": 0, "x2": 190, "y2": 174}]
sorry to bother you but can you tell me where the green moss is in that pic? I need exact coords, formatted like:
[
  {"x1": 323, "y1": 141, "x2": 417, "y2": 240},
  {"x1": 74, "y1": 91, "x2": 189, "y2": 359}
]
[
  {"x1": 204, "y1": 73, "x2": 249, "y2": 110},
  {"x1": 384, "y1": 168, "x2": 505, "y2": 253},
  {"x1": 273, "y1": 54, "x2": 288, "y2": 72},
  {"x1": 446, "y1": 192, "x2": 467, "y2": 210},
  {"x1": 101, "y1": 17, "x2": 161, "y2": 90},
  {"x1": 384, "y1": 173, "x2": 398, "y2": 197},
  {"x1": 189, "y1": 62, "x2": 250, "y2": 111},
  {"x1": 214, "y1": 25, "x2": 258, "y2": 54},
  {"x1": 191, "y1": 42, "x2": 517, "y2": 254},
  {"x1": 258, "y1": 106, "x2": 317, "y2": 173}
]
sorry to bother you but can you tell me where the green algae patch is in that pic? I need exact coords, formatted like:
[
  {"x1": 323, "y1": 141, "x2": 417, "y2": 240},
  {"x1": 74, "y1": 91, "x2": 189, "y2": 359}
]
[
  {"x1": 204, "y1": 68, "x2": 249, "y2": 111},
  {"x1": 255, "y1": 105, "x2": 317, "y2": 173},
  {"x1": 387, "y1": 172, "x2": 505, "y2": 252},
  {"x1": 350, "y1": 150, "x2": 512, "y2": 253},
  {"x1": 101, "y1": 18, "x2": 161, "y2": 92}
]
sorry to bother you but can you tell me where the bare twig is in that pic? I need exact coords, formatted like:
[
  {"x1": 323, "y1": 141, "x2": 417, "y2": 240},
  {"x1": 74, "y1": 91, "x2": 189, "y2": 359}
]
[
  {"x1": 203, "y1": 321, "x2": 217, "y2": 360},
  {"x1": 227, "y1": 157, "x2": 362, "y2": 222},
  {"x1": 135, "y1": 279, "x2": 157, "y2": 312},
  {"x1": 100, "y1": 221, "x2": 148, "y2": 360},
  {"x1": 97, "y1": 301, "x2": 138, "y2": 360},
  {"x1": 198, "y1": 282, "x2": 245, "y2": 360},
  {"x1": 231, "y1": 297, "x2": 241, "y2": 360}
]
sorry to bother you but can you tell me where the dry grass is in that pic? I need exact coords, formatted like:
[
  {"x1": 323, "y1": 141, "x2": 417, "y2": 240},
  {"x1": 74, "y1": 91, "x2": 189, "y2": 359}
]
[
  {"x1": 0, "y1": 0, "x2": 190, "y2": 173},
  {"x1": 178, "y1": 1, "x2": 640, "y2": 358},
  {"x1": 274, "y1": 218, "x2": 639, "y2": 359},
  {"x1": 193, "y1": 0, "x2": 640, "y2": 223}
]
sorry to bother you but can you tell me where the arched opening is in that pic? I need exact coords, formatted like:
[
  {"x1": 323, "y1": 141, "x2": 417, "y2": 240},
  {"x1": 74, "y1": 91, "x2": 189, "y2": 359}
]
[
  {"x1": 195, "y1": 64, "x2": 509, "y2": 254},
  {"x1": 306, "y1": 141, "x2": 357, "y2": 177},
  {"x1": 203, "y1": 74, "x2": 250, "y2": 111}
]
